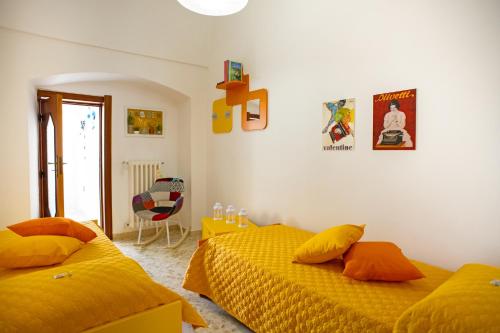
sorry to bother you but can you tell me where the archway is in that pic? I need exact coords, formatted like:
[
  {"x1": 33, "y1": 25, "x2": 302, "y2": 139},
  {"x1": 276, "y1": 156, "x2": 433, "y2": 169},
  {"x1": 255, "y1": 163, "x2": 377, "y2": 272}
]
[{"x1": 30, "y1": 72, "x2": 193, "y2": 237}]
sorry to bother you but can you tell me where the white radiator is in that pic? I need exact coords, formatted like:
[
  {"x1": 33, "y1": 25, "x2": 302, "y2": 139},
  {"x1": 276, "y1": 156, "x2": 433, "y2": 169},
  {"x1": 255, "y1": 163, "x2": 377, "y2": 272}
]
[{"x1": 127, "y1": 160, "x2": 163, "y2": 229}]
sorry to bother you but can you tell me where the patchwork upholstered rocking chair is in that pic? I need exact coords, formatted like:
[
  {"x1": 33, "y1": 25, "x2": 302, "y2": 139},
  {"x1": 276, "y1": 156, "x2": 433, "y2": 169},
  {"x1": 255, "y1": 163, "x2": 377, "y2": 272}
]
[{"x1": 132, "y1": 178, "x2": 189, "y2": 247}]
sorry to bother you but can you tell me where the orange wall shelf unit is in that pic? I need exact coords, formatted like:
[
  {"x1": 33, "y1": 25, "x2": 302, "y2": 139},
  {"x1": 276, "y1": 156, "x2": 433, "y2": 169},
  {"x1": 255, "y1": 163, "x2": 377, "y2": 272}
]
[
  {"x1": 216, "y1": 74, "x2": 250, "y2": 106},
  {"x1": 215, "y1": 72, "x2": 268, "y2": 131}
]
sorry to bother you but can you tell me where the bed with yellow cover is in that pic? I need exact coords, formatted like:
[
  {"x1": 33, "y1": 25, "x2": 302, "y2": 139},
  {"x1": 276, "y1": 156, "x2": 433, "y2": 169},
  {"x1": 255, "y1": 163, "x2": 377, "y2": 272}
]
[
  {"x1": 0, "y1": 221, "x2": 206, "y2": 333},
  {"x1": 183, "y1": 225, "x2": 500, "y2": 333}
]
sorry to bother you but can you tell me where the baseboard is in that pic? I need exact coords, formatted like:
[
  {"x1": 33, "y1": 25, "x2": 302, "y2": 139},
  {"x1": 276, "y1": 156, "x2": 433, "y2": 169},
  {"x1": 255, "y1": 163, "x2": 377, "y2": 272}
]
[
  {"x1": 113, "y1": 227, "x2": 157, "y2": 241},
  {"x1": 113, "y1": 225, "x2": 201, "y2": 241}
]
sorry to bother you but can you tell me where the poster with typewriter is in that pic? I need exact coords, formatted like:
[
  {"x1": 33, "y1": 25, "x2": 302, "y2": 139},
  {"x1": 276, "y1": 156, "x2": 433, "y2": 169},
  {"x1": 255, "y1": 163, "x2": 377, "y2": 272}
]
[
  {"x1": 322, "y1": 98, "x2": 355, "y2": 151},
  {"x1": 373, "y1": 89, "x2": 416, "y2": 150}
]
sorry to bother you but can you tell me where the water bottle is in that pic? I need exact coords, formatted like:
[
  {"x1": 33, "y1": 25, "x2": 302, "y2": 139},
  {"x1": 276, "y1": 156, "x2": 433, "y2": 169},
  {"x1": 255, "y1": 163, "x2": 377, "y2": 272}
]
[
  {"x1": 225, "y1": 205, "x2": 236, "y2": 224},
  {"x1": 213, "y1": 202, "x2": 223, "y2": 221},
  {"x1": 238, "y1": 208, "x2": 248, "y2": 228}
]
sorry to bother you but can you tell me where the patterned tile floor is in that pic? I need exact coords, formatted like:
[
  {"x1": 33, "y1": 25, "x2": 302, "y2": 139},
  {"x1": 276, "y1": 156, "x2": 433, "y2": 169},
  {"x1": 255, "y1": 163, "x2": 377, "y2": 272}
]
[{"x1": 114, "y1": 229, "x2": 252, "y2": 333}]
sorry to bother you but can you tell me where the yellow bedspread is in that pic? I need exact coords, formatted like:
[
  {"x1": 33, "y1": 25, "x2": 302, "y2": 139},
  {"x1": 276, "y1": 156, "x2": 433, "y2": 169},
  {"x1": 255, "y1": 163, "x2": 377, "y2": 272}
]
[
  {"x1": 0, "y1": 256, "x2": 205, "y2": 332},
  {"x1": 0, "y1": 221, "x2": 122, "y2": 281},
  {"x1": 0, "y1": 221, "x2": 206, "y2": 331},
  {"x1": 183, "y1": 225, "x2": 452, "y2": 333},
  {"x1": 394, "y1": 263, "x2": 500, "y2": 333}
]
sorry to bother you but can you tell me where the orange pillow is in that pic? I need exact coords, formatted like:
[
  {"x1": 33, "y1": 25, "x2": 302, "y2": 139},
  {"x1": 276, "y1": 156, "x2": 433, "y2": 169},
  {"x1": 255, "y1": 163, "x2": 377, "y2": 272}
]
[
  {"x1": 67, "y1": 220, "x2": 98, "y2": 243},
  {"x1": 343, "y1": 242, "x2": 425, "y2": 281},
  {"x1": 8, "y1": 217, "x2": 97, "y2": 243}
]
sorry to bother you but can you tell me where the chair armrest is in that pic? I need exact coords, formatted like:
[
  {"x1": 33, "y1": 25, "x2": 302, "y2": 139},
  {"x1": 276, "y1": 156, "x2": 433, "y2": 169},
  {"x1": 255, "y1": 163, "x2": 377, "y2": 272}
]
[
  {"x1": 169, "y1": 196, "x2": 184, "y2": 216},
  {"x1": 132, "y1": 192, "x2": 153, "y2": 213}
]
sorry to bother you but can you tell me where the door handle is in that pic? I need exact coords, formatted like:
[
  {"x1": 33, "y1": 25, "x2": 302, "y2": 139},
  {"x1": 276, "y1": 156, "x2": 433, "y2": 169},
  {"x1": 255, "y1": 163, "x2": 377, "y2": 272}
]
[{"x1": 47, "y1": 159, "x2": 67, "y2": 175}]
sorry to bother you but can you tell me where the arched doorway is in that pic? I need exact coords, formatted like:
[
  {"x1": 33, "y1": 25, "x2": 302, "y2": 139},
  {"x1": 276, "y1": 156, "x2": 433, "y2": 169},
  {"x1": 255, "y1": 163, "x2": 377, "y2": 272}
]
[{"x1": 32, "y1": 72, "x2": 192, "y2": 238}]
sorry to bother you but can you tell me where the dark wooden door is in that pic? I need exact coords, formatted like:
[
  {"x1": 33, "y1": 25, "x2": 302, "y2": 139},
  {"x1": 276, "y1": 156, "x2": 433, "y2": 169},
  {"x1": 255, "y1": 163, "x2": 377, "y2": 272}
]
[{"x1": 38, "y1": 92, "x2": 64, "y2": 217}]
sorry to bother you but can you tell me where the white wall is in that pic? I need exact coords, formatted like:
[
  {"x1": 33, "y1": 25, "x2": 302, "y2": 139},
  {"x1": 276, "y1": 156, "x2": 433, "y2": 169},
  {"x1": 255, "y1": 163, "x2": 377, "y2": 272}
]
[
  {"x1": 41, "y1": 80, "x2": 188, "y2": 234},
  {"x1": 0, "y1": 0, "x2": 214, "y2": 67},
  {"x1": 207, "y1": 0, "x2": 500, "y2": 270},
  {"x1": 0, "y1": 27, "x2": 209, "y2": 231},
  {"x1": 1, "y1": 0, "x2": 499, "y2": 269}
]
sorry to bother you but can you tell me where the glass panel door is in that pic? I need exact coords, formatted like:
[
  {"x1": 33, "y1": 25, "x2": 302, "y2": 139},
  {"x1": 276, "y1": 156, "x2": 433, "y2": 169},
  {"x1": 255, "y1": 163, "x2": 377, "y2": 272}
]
[
  {"x1": 38, "y1": 93, "x2": 64, "y2": 217},
  {"x1": 38, "y1": 90, "x2": 111, "y2": 236},
  {"x1": 62, "y1": 104, "x2": 101, "y2": 222},
  {"x1": 46, "y1": 115, "x2": 57, "y2": 217}
]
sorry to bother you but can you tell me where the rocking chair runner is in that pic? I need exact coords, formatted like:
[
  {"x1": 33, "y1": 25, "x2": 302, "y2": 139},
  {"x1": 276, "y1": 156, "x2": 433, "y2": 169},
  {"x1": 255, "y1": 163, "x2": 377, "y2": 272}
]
[{"x1": 132, "y1": 178, "x2": 189, "y2": 247}]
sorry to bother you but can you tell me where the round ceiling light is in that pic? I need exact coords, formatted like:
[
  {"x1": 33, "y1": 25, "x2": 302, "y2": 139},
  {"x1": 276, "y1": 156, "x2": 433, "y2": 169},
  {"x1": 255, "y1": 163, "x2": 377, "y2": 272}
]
[{"x1": 177, "y1": 0, "x2": 248, "y2": 16}]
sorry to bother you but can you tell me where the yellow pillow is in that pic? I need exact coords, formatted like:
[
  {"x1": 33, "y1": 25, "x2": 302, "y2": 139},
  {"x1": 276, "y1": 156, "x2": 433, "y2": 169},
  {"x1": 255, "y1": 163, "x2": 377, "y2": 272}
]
[
  {"x1": 0, "y1": 233, "x2": 82, "y2": 268},
  {"x1": 293, "y1": 224, "x2": 365, "y2": 264},
  {"x1": 394, "y1": 264, "x2": 500, "y2": 333}
]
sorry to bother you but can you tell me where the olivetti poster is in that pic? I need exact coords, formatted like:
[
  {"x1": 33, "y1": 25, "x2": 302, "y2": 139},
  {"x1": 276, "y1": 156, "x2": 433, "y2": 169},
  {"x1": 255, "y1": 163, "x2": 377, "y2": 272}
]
[
  {"x1": 373, "y1": 89, "x2": 416, "y2": 150},
  {"x1": 322, "y1": 98, "x2": 355, "y2": 151}
]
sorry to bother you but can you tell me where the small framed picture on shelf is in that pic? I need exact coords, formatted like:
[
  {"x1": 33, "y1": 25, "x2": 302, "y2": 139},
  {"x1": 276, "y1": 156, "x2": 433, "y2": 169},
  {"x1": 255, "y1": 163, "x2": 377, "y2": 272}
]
[{"x1": 126, "y1": 107, "x2": 164, "y2": 137}]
